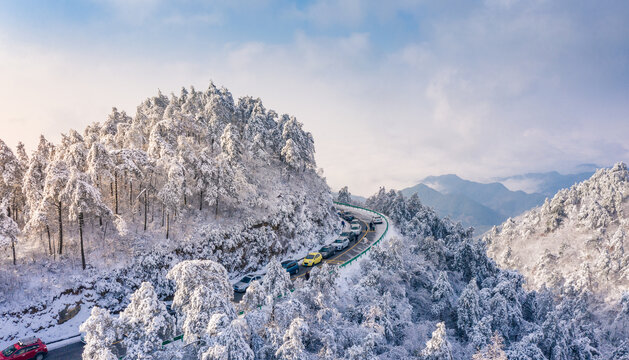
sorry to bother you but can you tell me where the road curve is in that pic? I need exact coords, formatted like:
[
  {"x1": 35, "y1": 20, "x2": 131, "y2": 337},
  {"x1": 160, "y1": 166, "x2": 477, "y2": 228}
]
[{"x1": 44, "y1": 206, "x2": 386, "y2": 359}]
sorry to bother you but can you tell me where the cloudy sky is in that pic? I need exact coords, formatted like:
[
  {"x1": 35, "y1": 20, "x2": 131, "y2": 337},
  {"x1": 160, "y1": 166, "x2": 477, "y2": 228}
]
[{"x1": 1, "y1": 0, "x2": 628, "y2": 195}]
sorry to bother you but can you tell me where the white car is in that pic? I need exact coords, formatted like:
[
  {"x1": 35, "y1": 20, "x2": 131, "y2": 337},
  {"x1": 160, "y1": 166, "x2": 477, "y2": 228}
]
[
  {"x1": 372, "y1": 215, "x2": 383, "y2": 224},
  {"x1": 350, "y1": 221, "x2": 361, "y2": 236},
  {"x1": 233, "y1": 274, "x2": 262, "y2": 293},
  {"x1": 333, "y1": 236, "x2": 350, "y2": 251}
]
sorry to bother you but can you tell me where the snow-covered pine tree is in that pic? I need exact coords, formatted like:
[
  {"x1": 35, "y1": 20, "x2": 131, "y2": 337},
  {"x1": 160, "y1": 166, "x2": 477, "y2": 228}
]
[
  {"x1": 457, "y1": 279, "x2": 481, "y2": 340},
  {"x1": 264, "y1": 257, "x2": 293, "y2": 308},
  {"x1": 0, "y1": 139, "x2": 24, "y2": 222},
  {"x1": 431, "y1": 271, "x2": 455, "y2": 319},
  {"x1": 39, "y1": 158, "x2": 69, "y2": 255},
  {"x1": 80, "y1": 306, "x2": 121, "y2": 360},
  {"x1": 63, "y1": 168, "x2": 113, "y2": 269},
  {"x1": 118, "y1": 282, "x2": 175, "y2": 359},
  {"x1": 275, "y1": 317, "x2": 308, "y2": 360},
  {"x1": 336, "y1": 186, "x2": 352, "y2": 204},
  {"x1": 166, "y1": 260, "x2": 235, "y2": 344},
  {"x1": 0, "y1": 201, "x2": 19, "y2": 265},
  {"x1": 420, "y1": 322, "x2": 453, "y2": 360},
  {"x1": 472, "y1": 332, "x2": 508, "y2": 360},
  {"x1": 201, "y1": 314, "x2": 254, "y2": 360}
]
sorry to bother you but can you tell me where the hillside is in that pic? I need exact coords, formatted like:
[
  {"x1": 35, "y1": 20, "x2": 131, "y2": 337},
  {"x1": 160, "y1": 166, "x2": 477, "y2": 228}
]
[
  {"x1": 400, "y1": 183, "x2": 504, "y2": 234},
  {"x1": 421, "y1": 174, "x2": 546, "y2": 218},
  {"x1": 401, "y1": 174, "x2": 546, "y2": 235},
  {"x1": 0, "y1": 82, "x2": 339, "y2": 341},
  {"x1": 78, "y1": 188, "x2": 628, "y2": 359},
  {"x1": 484, "y1": 162, "x2": 629, "y2": 303}
]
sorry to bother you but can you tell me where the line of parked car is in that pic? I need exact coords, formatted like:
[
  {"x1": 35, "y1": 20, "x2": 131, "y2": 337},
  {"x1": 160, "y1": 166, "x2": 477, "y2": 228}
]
[{"x1": 233, "y1": 211, "x2": 383, "y2": 294}]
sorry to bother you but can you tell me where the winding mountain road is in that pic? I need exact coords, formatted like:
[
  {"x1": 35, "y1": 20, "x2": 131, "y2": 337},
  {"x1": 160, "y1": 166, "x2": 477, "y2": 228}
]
[{"x1": 45, "y1": 205, "x2": 387, "y2": 359}]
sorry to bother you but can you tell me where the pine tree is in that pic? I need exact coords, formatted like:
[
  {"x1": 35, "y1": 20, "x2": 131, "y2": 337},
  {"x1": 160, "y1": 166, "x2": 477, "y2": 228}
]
[
  {"x1": 166, "y1": 260, "x2": 235, "y2": 343},
  {"x1": 472, "y1": 332, "x2": 508, "y2": 360},
  {"x1": 118, "y1": 282, "x2": 175, "y2": 359},
  {"x1": 63, "y1": 168, "x2": 113, "y2": 270},
  {"x1": 40, "y1": 158, "x2": 70, "y2": 255},
  {"x1": 241, "y1": 279, "x2": 266, "y2": 313},
  {"x1": 80, "y1": 306, "x2": 121, "y2": 360},
  {"x1": 420, "y1": 322, "x2": 453, "y2": 360},
  {"x1": 23, "y1": 136, "x2": 54, "y2": 253},
  {"x1": 431, "y1": 271, "x2": 455, "y2": 319},
  {"x1": 264, "y1": 257, "x2": 293, "y2": 308},
  {"x1": 336, "y1": 186, "x2": 352, "y2": 204},
  {"x1": 457, "y1": 279, "x2": 481, "y2": 340},
  {"x1": 201, "y1": 315, "x2": 254, "y2": 360},
  {"x1": 0, "y1": 201, "x2": 19, "y2": 265},
  {"x1": 275, "y1": 317, "x2": 308, "y2": 360},
  {"x1": 0, "y1": 139, "x2": 24, "y2": 222}
]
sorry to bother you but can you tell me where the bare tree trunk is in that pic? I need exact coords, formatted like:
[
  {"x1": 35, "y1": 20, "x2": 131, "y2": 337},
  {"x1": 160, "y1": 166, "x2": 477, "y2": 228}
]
[
  {"x1": 166, "y1": 213, "x2": 170, "y2": 239},
  {"x1": 144, "y1": 189, "x2": 148, "y2": 231},
  {"x1": 199, "y1": 190, "x2": 203, "y2": 211},
  {"x1": 161, "y1": 203, "x2": 165, "y2": 227},
  {"x1": 46, "y1": 225, "x2": 52, "y2": 255},
  {"x1": 58, "y1": 201, "x2": 63, "y2": 255},
  {"x1": 215, "y1": 172, "x2": 220, "y2": 217},
  {"x1": 215, "y1": 196, "x2": 219, "y2": 217},
  {"x1": 11, "y1": 239, "x2": 16, "y2": 265},
  {"x1": 130, "y1": 180, "x2": 133, "y2": 206},
  {"x1": 114, "y1": 171, "x2": 119, "y2": 215},
  {"x1": 79, "y1": 212, "x2": 86, "y2": 270}
]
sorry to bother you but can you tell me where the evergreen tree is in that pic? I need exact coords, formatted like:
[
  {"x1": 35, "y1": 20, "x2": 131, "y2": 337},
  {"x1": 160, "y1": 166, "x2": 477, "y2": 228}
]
[
  {"x1": 420, "y1": 322, "x2": 453, "y2": 360},
  {"x1": 166, "y1": 260, "x2": 235, "y2": 343},
  {"x1": 118, "y1": 282, "x2": 175, "y2": 359},
  {"x1": 40, "y1": 158, "x2": 70, "y2": 254},
  {"x1": 0, "y1": 201, "x2": 19, "y2": 265},
  {"x1": 275, "y1": 317, "x2": 308, "y2": 360},
  {"x1": 80, "y1": 306, "x2": 121, "y2": 360},
  {"x1": 201, "y1": 315, "x2": 254, "y2": 360},
  {"x1": 431, "y1": 271, "x2": 455, "y2": 319},
  {"x1": 336, "y1": 186, "x2": 352, "y2": 204},
  {"x1": 457, "y1": 279, "x2": 481, "y2": 340},
  {"x1": 473, "y1": 332, "x2": 508, "y2": 360}
]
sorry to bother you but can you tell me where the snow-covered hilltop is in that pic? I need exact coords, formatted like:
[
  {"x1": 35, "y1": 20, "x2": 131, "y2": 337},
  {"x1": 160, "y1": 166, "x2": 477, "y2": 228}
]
[
  {"x1": 484, "y1": 162, "x2": 629, "y2": 303},
  {"x1": 0, "y1": 82, "x2": 338, "y2": 340}
]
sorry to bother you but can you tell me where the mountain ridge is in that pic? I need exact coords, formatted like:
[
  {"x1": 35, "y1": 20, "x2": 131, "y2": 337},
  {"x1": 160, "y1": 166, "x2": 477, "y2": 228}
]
[{"x1": 484, "y1": 162, "x2": 629, "y2": 303}]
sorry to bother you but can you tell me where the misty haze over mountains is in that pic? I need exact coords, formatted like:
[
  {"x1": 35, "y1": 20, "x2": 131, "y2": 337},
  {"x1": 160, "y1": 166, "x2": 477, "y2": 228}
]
[{"x1": 399, "y1": 169, "x2": 597, "y2": 235}]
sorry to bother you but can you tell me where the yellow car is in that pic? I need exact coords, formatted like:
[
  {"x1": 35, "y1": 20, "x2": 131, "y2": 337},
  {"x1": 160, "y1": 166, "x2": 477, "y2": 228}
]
[{"x1": 303, "y1": 252, "x2": 323, "y2": 267}]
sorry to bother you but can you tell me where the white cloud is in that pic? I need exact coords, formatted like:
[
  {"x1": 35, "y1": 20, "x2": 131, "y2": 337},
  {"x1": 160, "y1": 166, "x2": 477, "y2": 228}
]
[{"x1": 0, "y1": 1, "x2": 627, "y2": 196}]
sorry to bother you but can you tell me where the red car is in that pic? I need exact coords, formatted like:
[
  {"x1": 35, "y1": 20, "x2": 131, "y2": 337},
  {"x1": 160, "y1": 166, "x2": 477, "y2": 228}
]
[{"x1": 0, "y1": 337, "x2": 47, "y2": 360}]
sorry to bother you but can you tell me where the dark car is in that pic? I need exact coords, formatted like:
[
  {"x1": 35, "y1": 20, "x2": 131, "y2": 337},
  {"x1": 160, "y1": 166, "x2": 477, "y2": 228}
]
[
  {"x1": 341, "y1": 231, "x2": 356, "y2": 242},
  {"x1": 1, "y1": 337, "x2": 48, "y2": 360},
  {"x1": 319, "y1": 245, "x2": 336, "y2": 259},
  {"x1": 342, "y1": 214, "x2": 355, "y2": 222},
  {"x1": 281, "y1": 260, "x2": 299, "y2": 275}
]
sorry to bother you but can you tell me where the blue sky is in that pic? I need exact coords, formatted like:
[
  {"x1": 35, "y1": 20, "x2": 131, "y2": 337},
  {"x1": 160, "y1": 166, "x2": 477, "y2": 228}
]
[{"x1": 1, "y1": 0, "x2": 628, "y2": 195}]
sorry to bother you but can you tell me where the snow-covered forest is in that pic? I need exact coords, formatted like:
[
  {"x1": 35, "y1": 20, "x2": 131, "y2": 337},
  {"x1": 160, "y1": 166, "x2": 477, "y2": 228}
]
[
  {"x1": 81, "y1": 188, "x2": 629, "y2": 359},
  {"x1": 0, "y1": 83, "x2": 339, "y2": 340},
  {"x1": 485, "y1": 163, "x2": 629, "y2": 304},
  {"x1": 2, "y1": 81, "x2": 629, "y2": 359}
]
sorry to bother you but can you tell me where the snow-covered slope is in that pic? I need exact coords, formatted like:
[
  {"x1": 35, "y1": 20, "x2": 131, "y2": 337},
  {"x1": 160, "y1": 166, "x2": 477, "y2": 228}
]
[
  {"x1": 484, "y1": 162, "x2": 629, "y2": 303},
  {"x1": 76, "y1": 187, "x2": 629, "y2": 359},
  {"x1": 0, "y1": 82, "x2": 340, "y2": 342}
]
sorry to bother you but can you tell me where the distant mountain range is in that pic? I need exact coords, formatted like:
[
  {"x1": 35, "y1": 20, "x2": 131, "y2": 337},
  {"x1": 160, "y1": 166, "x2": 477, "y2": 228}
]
[
  {"x1": 496, "y1": 170, "x2": 595, "y2": 196},
  {"x1": 399, "y1": 170, "x2": 596, "y2": 235}
]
